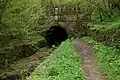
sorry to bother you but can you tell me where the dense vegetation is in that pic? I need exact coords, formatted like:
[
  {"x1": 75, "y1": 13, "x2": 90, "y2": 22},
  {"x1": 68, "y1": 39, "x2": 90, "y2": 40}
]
[
  {"x1": 0, "y1": 0, "x2": 120, "y2": 80},
  {"x1": 82, "y1": 37, "x2": 120, "y2": 80},
  {"x1": 0, "y1": 0, "x2": 46, "y2": 68},
  {"x1": 1, "y1": 0, "x2": 46, "y2": 43},
  {"x1": 27, "y1": 40, "x2": 85, "y2": 80},
  {"x1": 87, "y1": 17, "x2": 120, "y2": 49}
]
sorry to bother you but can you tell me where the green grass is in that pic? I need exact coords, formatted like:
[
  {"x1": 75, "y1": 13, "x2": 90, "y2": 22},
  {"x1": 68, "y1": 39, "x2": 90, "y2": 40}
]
[
  {"x1": 82, "y1": 37, "x2": 120, "y2": 80},
  {"x1": 88, "y1": 17, "x2": 120, "y2": 31},
  {"x1": 27, "y1": 40, "x2": 85, "y2": 80}
]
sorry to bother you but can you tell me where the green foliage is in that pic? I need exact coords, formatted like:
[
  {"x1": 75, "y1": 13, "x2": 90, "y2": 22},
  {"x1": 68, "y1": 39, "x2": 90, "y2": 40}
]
[
  {"x1": 94, "y1": 44, "x2": 120, "y2": 80},
  {"x1": 82, "y1": 37, "x2": 120, "y2": 80},
  {"x1": 1, "y1": 0, "x2": 119, "y2": 43},
  {"x1": 87, "y1": 19, "x2": 120, "y2": 49},
  {"x1": 27, "y1": 40, "x2": 85, "y2": 80},
  {"x1": 2, "y1": 0, "x2": 46, "y2": 43},
  {"x1": 0, "y1": 0, "x2": 48, "y2": 68},
  {"x1": 88, "y1": 17, "x2": 120, "y2": 31},
  {"x1": 81, "y1": 37, "x2": 97, "y2": 44},
  {"x1": 49, "y1": 0, "x2": 120, "y2": 22}
]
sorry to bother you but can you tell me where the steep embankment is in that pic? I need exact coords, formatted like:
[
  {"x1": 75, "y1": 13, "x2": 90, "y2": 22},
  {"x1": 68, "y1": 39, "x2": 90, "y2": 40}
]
[
  {"x1": 87, "y1": 18, "x2": 120, "y2": 49},
  {"x1": 27, "y1": 40, "x2": 85, "y2": 80},
  {"x1": 0, "y1": 48, "x2": 51, "y2": 80}
]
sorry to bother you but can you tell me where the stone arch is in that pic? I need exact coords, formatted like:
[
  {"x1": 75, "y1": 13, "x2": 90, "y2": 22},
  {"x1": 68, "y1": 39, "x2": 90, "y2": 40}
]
[{"x1": 45, "y1": 24, "x2": 68, "y2": 47}]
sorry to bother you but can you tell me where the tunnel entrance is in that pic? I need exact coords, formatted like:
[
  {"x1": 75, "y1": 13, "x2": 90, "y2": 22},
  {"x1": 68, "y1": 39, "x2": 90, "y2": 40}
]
[{"x1": 45, "y1": 25, "x2": 68, "y2": 47}]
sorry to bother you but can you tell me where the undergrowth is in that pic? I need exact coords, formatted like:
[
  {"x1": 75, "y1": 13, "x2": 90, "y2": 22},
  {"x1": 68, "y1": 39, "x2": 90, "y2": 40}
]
[
  {"x1": 27, "y1": 40, "x2": 85, "y2": 80},
  {"x1": 82, "y1": 37, "x2": 120, "y2": 80},
  {"x1": 88, "y1": 17, "x2": 120, "y2": 31}
]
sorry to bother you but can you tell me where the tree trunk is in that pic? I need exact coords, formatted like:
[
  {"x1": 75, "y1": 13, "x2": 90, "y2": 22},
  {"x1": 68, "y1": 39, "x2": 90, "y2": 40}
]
[
  {"x1": 100, "y1": 13, "x2": 103, "y2": 22},
  {"x1": 99, "y1": 9, "x2": 103, "y2": 22}
]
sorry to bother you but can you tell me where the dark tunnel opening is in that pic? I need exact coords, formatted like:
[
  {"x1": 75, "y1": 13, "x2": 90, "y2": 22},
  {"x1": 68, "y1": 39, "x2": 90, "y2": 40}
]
[{"x1": 45, "y1": 25, "x2": 68, "y2": 47}]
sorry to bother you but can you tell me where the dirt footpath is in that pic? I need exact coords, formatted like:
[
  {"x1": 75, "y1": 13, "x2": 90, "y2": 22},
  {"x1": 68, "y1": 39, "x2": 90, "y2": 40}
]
[{"x1": 72, "y1": 39, "x2": 104, "y2": 80}]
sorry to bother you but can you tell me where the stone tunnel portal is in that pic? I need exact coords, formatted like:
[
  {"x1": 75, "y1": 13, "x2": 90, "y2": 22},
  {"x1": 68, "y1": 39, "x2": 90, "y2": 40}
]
[{"x1": 45, "y1": 25, "x2": 68, "y2": 47}]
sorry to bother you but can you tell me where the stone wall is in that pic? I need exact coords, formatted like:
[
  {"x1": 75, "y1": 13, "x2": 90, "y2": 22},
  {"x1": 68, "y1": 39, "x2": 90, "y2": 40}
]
[{"x1": 45, "y1": 4, "x2": 89, "y2": 38}]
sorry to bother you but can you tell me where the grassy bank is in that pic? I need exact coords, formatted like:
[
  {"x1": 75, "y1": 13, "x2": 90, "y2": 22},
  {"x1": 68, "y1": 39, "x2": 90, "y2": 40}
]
[
  {"x1": 87, "y1": 17, "x2": 120, "y2": 49},
  {"x1": 27, "y1": 40, "x2": 85, "y2": 80},
  {"x1": 82, "y1": 37, "x2": 120, "y2": 80},
  {"x1": 88, "y1": 17, "x2": 120, "y2": 31}
]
